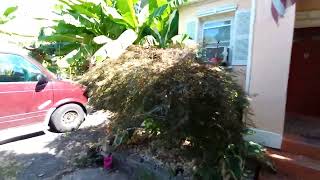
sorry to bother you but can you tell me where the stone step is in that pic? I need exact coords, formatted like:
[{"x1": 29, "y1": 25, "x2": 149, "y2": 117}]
[
  {"x1": 259, "y1": 149, "x2": 320, "y2": 180},
  {"x1": 259, "y1": 169, "x2": 297, "y2": 180},
  {"x1": 281, "y1": 134, "x2": 320, "y2": 160}
]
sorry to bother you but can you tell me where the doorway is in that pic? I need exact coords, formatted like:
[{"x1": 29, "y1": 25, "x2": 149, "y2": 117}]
[{"x1": 285, "y1": 27, "x2": 320, "y2": 140}]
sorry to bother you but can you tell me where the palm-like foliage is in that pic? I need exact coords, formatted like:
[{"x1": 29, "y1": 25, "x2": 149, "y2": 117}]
[
  {"x1": 38, "y1": 0, "x2": 128, "y2": 74},
  {"x1": 36, "y1": 0, "x2": 186, "y2": 76},
  {"x1": 0, "y1": 6, "x2": 18, "y2": 25}
]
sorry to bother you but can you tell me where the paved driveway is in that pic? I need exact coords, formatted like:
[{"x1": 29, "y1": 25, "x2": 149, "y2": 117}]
[{"x1": 0, "y1": 111, "x2": 128, "y2": 180}]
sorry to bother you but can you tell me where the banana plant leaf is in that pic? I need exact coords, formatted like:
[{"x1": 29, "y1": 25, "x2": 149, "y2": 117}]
[
  {"x1": 3, "y1": 6, "x2": 18, "y2": 17},
  {"x1": 0, "y1": 6, "x2": 18, "y2": 24},
  {"x1": 35, "y1": 0, "x2": 187, "y2": 76},
  {"x1": 115, "y1": 0, "x2": 139, "y2": 29},
  {"x1": 149, "y1": 0, "x2": 168, "y2": 13}
]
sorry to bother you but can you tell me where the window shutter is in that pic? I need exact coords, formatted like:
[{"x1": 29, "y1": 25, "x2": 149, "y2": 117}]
[
  {"x1": 186, "y1": 21, "x2": 196, "y2": 40},
  {"x1": 232, "y1": 10, "x2": 251, "y2": 65}
]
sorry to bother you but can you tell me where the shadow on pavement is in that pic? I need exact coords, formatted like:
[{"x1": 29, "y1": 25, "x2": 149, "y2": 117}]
[
  {"x1": 45, "y1": 126, "x2": 107, "y2": 160},
  {"x1": 0, "y1": 125, "x2": 108, "y2": 180},
  {"x1": 0, "y1": 131, "x2": 45, "y2": 145},
  {"x1": 0, "y1": 150, "x2": 67, "y2": 180}
]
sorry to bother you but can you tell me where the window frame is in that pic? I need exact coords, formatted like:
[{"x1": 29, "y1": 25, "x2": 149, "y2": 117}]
[
  {"x1": 0, "y1": 53, "x2": 45, "y2": 84},
  {"x1": 202, "y1": 18, "x2": 233, "y2": 47},
  {"x1": 202, "y1": 18, "x2": 234, "y2": 64}
]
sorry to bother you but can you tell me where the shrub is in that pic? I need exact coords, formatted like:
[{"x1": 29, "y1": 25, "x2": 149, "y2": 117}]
[{"x1": 81, "y1": 46, "x2": 269, "y2": 179}]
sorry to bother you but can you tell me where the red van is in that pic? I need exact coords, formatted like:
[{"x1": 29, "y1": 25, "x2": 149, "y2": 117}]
[{"x1": 0, "y1": 48, "x2": 88, "y2": 140}]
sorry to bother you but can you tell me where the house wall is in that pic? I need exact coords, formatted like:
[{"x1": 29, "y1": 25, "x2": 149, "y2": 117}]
[
  {"x1": 179, "y1": 0, "x2": 251, "y2": 89},
  {"x1": 179, "y1": 0, "x2": 251, "y2": 35},
  {"x1": 231, "y1": 66, "x2": 246, "y2": 87},
  {"x1": 247, "y1": 0, "x2": 296, "y2": 147}
]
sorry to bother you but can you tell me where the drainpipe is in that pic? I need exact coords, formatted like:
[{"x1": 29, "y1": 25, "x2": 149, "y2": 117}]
[{"x1": 245, "y1": 0, "x2": 256, "y2": 94}]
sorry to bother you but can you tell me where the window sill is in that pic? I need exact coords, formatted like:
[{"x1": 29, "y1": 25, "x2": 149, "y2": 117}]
[{"x1": 222, "y1": 65, "x2": 247, "y2": 71}]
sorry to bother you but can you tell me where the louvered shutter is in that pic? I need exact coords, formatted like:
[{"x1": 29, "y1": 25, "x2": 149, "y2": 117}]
[
  {"x1": 232, "y1": 10, "x2": 251, "y2": 65},
  {"x1": 186, "y1": 21, "x2": 196, "y2": 40}
]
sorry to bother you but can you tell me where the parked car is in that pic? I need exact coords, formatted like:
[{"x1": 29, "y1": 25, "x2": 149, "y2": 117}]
[{"x1": 0, "y1": 46, "x2": 88, "y2": 141}]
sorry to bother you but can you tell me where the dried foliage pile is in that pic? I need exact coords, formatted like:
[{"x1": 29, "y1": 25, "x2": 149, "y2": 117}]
[
  {"x1": 81, "y1": 46, "x2": 203, "y2": 128},
  {"x1": 80, "y1": 46, "x2": 269, "y2": 179}
]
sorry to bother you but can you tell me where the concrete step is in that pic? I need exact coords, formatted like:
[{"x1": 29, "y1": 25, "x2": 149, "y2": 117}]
[
  {"x1": 259, "y1": 169, "x2": 298, "y2": 180},
  {"x1": 259, "y1": 149, "x2": 320, "y2": 180},
  {"x1": 281, "y1": 134, "x2": 320, "y2": 160}
]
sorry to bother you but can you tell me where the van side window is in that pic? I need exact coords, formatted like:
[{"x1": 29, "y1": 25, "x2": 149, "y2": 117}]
[{"x1": 0, "y1": 54, "x2": 42, "y2": 82}]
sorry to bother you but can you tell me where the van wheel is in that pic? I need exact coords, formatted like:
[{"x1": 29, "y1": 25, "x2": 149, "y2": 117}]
[{"x1": 50, "y1": 104, "x2": 85, "y2": 132}]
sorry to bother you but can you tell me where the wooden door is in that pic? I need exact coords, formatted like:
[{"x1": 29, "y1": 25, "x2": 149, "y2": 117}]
[{"x1": 286, "y1": 28, "x2": 320, "y2": 119}]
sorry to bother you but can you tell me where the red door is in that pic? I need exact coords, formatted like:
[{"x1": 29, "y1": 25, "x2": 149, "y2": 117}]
[
  {"x1": 0, "y1": 53, "x2": 53, "y2": 130},
  {"x1": 286, "y1": 28, "x2": 320, "y2": 119}
]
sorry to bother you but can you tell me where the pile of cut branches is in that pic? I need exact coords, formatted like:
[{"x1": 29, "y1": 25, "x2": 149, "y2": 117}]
[{"x1": 80, "y1": 46, "x2": 272, "y2": 179}]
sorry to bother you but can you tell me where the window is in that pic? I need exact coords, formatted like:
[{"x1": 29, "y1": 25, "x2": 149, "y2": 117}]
[
  {"x1": 203, "y1": 20, "x2": 232, "y2": 61},
  {"x1": 0, "y1": 54, "x2": 42, "y2": 82}
]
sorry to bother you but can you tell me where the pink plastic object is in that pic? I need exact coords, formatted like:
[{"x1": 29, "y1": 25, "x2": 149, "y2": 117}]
[{"x1": 103, "y1": 155, "x2": 113, "y2": 170}]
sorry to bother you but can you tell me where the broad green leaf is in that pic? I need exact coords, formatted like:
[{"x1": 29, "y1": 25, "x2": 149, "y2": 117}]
[
  {"x1": 34, "y1": 0, "x2": 183, "y2": 76},
  {"x1": 57, "y1": 49, "x2": 80, "y2": 68},
  {"x1": 64, "y1": 12, "x2": 100, "y2": 35},
  {"x1": 99, "y1": 16, "x2": 127, "y2": 39},
  {"x1": 3, "y1": 6, "x2": 18, "y2": 17},
  {"x1": 116, "y1": 0, "x2": 138, "y2": 29},
  {"x1": 54, "y1": 21, "x2": 90, "y2": 35},
  {"x1": 101, "y1": 5, "x2": 123, "y2": 19},
  {"x1": 59, "y1": 0, "x2": 101, "y2": 21},
  {"x1": 0, "y1": 6, "x2": 18, "y2": 24},
  {"x1": 54, "y1": 43, "x2": 81, "y2": 56},
  {"x1": 149, "y1": 0, "x2": 170, "y2": 22},
  {"x1": 163, "y1": 9, "x2": 179, "y2": 46},
  {"x1": 145, "y1": 4, "x2": 169, "y2": 35},
  {"x1": 169, "y1": 0, "x2": 187, "y2": 8},
  {"x1": 39, "y1": 34, "x2": 85, "y2": 43},
  {"x1": 149, "y1": 0, "x2": 167, "y2": 13},
  {"x1": 72, "y1": 4, "x2": 100, "y2": 21},
  {"x1": 150, "y1": 4, "x2": 169, "y2": 20},
  {"x1": 105, "y1": 0, "x2": 114, "y2": 6}
]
